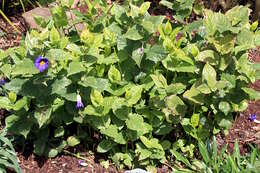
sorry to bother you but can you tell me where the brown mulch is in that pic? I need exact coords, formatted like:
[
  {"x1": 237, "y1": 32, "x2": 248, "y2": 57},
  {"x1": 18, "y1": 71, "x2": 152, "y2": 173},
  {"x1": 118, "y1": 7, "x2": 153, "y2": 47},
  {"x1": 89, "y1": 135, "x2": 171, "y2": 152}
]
[
  {"x1": 17, "y1": 149, "x2": 120, "y2": 173},
  {"x1": 0, "y1": 14, "x2": 27, "y2": 50}
]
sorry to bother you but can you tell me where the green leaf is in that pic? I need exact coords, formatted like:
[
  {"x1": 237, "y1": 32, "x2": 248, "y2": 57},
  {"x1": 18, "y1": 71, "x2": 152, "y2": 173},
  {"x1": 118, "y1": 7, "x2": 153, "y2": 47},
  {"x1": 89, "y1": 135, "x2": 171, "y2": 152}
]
[
  {"x1": 5, "y1": 114, "x2": 33, "y2": 138},
  {"x1": 47, "y1": 49, "x2": 71, "y2": 61},
  {"x1": 0, "y1": 64, "x2": 11, "y2": 78},
  {"x1": 100, "y1": 125, "x2": 126, "y2": 144},
  {"x1": 132, "y1": 46, "x2": 144, "y2": 68},
  {"x1": 54, "y1": 126, "x2": 64, "y2": 138},
  {"x1": 170, "y1": 149, "x2": 192, "y2": 168},
  {"x1": 84, "y1": 105, "x2": 103, "y2": 116},
  {"x1": 165, "y1": 95, "x2": 186, "y2": 116},
  {"x1": 108, "y1": 65, "x2": 121, "y2": 83},
  {"x1": 145, "y1": 45, "x2": 168, "y2": 63},
  {"x1": 67, "y1": 61, "x2": 85, "y2": 76},
  {"x1": 207, "y1": 33, "x2": 235, "y2": 55},
  {"x1": 97, "y1": 140, "x2": 114, "y2": 153},
  {"x1": 204, "y1": 9, "x2": 233, "y2": 36},
  {"x1": 50, "y1": 27, "x2": 60, "y2": 45},
  {"x1": 124, "y1": 25, "x2": 143, "y2": 40},
  {"x1": 198, "y1": 141, "x2": 210, "y2": 164},
  {"x1": 242, "y1": 87, "x2": 260, "y2": 100},
  {"x1": 139, "y1": 2, "x2": 150, "y2": 15},
  {"x1": 126, "y1": 114, "x2": 144, "y2": 131},
  {"x1": 101, "y1": 125, "x2": 118, "y2": 138},
  {"x1": 202, "y1": 63, "x2": 217, "y2": 90},
  {"x1": 13, "y1": 96, "x2": 30, "y2": 111},
  {"x1": 150, "y1": 74, "x2": 167, "y2": 88},
  {"x1": 160, "y1": 140, "x2": 171, "y2": 150},
  {"x1": 219, "y1": 101, "x2": 231, "y2": 116},
  {"x1": 51, "y1": 77, "x2": 76, "y2": 101},
  {"x1": 125, "y1": 85, "x2": 143, "y2": 105},
  {"x1": 79, "y1": 76, "x2": 111, "y2": 92},
  {"x1": 166, "y1": 83, "x2": 186, "y2": 95},
  {"x1": 47, "y1": 148, "x2": 58, "y2": 158},
  {"x1": 183, "y1": 87, "x2": 205, "y2": 105},
  {"x1": 112, "y1": 98, "x2": 130, "y2": 120},
  {"x1": 67, "y1": 136, "x2": 80, "y2": 147},
  {"x1": 164, "y1": 21, "x2": 172, "y2": 35},
  {"x1": 191, "y1": 113, "x2": 200, "y2": 128},
  {"x1": 0, "y1": 97, "x2": 11, "y2": 110},
  {"x1": 12, "y1": 59, "x2": 39, "y2": 76},
  {"x1": 103, "y1": 96, "x2": 115, "y2": 115},
  {"x1": 140, "y1": 136, "x2": 163, "y2": 150},
  {"x1": 195, "y1": 50, "x2": 219, "y2": 65},
  {"x1": 162, "y1": 55, "x2": 197, "y2": 73},
  {"x1": 50, "y1": 6, "x2": 68, "y2": 27},
  {"x1": 3, "y1": 78, "x2": 28, "y2": 93},
  {"x1": 34, "y1": 108, "x2": 52, "y2": 128},
  {"x1": 8, "y1": 92, "x2": 17, "y2": 103},
  {"x1": 90, "y1": 89, "x2": 103, "y2": 107},
  {"x1": 66, "y1": 43, "x2": 82, "y2": 55}
]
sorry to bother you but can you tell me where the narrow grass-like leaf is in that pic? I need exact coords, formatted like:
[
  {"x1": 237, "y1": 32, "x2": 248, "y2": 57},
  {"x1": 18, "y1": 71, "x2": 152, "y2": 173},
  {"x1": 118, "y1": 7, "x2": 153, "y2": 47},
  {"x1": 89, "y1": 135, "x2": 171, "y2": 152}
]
[
  {"x1": 233, "y1": 140, "x2": 241, "y2": 168},
  {"x1": 171, "y1": 149, "x2": 193, "y2": 169},
  {"x1": 198, "y1": 141, "x2": 210, "y2": 164}
]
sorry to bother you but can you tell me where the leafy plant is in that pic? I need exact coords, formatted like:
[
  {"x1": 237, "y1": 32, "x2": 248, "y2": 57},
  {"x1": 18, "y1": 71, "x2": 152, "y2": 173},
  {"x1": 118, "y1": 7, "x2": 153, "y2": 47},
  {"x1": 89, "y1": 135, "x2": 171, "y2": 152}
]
[
  {"x1": 159, "y1": 0, "x2": 195, "y2": 22},
  {"x1": 0, "y1": 128, "x2": 22, "y2": 173},
  {"x1": 172, "y1": 137, "x2": 260, "y2": 173},
  {"x1": 0, "y1": 1, "x2": 260, "y2": 169}
]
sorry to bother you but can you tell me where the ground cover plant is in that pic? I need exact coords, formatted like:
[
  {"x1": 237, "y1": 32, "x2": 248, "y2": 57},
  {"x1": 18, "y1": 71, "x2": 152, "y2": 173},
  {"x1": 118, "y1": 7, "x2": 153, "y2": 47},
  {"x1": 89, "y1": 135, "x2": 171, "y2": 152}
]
[
  {"x1": 0, "y1": 128, "x2": 22, "y2": 173},
  {"x1": 1, "y1": 0, "x2": 260, "y2": 171},
  {"x1": 172, "y1": 137, "x2": 260, "y2": 173}
]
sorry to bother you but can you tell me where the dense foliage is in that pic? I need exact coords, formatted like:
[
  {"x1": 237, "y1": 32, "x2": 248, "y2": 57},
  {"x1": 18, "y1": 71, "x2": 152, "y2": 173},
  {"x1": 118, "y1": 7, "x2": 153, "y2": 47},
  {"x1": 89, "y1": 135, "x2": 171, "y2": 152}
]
[{"x1": 1, "y1": 0, "x2": 260, "y2": 170}]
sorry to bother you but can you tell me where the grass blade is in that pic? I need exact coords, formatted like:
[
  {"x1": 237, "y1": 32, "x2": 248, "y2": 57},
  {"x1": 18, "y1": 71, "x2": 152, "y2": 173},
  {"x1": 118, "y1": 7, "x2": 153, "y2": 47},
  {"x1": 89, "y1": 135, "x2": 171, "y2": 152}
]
[
  {"x1": 198, "y1": 141, "x2": 210, "y2": 164},
  {"x1": 19, "y1": 0, "x2": 26, "y2": 12},
  {"x1": 171, "y1": 149, "x2": 193, "y2": 169},
  {"x1": 233, "y1": 140, "x2": 241, "y2": 168}
]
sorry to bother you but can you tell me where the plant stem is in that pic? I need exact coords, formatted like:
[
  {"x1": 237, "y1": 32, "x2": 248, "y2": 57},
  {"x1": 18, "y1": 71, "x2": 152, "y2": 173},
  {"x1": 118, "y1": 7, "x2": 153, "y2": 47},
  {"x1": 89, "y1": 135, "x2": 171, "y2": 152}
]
[
  {"x1": 19, "y1": 0, "x2": 26, "y2": 13},
  {"x1": 0, "y1": 9, "x2": 21, "y2": 34},
  {"x1": 63, "y1": 149, "x2": 90, "y2": 161}
]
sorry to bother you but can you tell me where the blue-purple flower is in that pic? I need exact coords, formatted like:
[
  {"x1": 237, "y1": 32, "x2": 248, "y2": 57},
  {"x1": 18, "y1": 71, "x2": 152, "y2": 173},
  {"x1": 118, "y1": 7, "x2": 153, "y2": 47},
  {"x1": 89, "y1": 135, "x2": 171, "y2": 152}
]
[
  {"x1": 76, "y1": 94, "x2": 84, "y2": 109},
  {"x1": 34, "y1": 56, "x2": 49, "y2": 72},
  {"x1": 0, "y1": 78, "x2": 5, "y2": 85},
  {"x1": 249, "y1": 113, "x2": 257, "y2": 122}
]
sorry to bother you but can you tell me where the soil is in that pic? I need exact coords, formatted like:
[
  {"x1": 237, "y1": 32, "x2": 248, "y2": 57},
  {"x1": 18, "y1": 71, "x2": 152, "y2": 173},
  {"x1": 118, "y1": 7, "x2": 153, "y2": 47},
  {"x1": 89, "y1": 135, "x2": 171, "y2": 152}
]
[{"x1": 0, "y1": 1, "x2": 260, "y2": 173}]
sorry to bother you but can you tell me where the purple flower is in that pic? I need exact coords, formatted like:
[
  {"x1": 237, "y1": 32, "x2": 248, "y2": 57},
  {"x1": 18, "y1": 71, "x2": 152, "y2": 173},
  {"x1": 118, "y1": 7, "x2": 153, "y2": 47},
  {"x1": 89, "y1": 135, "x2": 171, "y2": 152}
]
[
  {"x1": 0, "y1": 78, "x2": 5, "y2": 85},
  {"x1": 34, "y1": 56, "x2": 49, "y2": 72},
  {"x1": 249, "y1": 113, "x2": 257, "y2": 122},
  {"x1": 76, "y1": 94, "x2": 84, "y2": 109}
]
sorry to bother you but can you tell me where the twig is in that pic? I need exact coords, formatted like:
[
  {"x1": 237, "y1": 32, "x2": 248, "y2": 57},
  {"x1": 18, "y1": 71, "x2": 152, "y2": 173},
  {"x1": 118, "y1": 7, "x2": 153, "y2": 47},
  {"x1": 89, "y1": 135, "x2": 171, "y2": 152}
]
[
  {"x1": 0, "y1": 9, "x2": 21, "y2": 34},
  {"x1": 62, "y1": 149, "x2": 91, "y2": 162}
]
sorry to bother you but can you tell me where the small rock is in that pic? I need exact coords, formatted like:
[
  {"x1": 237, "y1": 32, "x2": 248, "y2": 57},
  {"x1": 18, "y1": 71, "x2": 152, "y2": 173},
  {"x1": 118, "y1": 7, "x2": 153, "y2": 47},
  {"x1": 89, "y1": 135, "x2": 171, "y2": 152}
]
[
  {"x1": 22, "y1": 7, "x2": 51, "y2": 30},
  {"x1": 78, "y1": 160, "x2": 88, "y2": 167},
  {"x1": 125, "y1": 168, "x2": 150, "y2": 173},
  {"x1": 22, "y1": 7, "x2": 84, "y2": 34}
]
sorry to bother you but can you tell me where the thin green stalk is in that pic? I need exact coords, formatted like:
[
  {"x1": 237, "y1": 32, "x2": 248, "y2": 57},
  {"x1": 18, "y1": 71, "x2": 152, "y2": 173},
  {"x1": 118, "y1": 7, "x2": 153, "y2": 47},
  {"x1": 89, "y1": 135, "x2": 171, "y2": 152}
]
[
  {"x1": 19, "y1": 0, "x2": 26, "y2": 13},
  {"x1": 0, "y1": 9, "x2": 21, "y2": 33},
  {"x1": 63, "y1": 149, "x2": 90, "y2": 161},
  {"x1": 26, "y1": 0, "x2": 36, "y2": 8},
  {"x1": 2, "y1": 0, "x2": 4, "y2": 11},
  {"x1": 35, "y1": 1, "x2": 42, "y2": 7}
]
